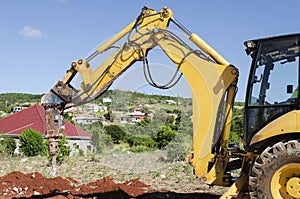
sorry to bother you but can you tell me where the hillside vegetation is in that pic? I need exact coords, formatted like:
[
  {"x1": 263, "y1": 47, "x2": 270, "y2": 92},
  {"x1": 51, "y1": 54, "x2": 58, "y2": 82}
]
[
  {"x1": 0, "y1": 93, "x2": 42, "y2": 113},
  {"x1": 78, "y1": 90, "x2": 194, "y2": 161},
  {"x1": 0, "y1": 91, "x2": 244, "y2": 154}
]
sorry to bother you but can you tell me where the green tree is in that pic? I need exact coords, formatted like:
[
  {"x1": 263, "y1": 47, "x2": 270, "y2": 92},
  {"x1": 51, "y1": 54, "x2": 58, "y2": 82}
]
[
  {"x1": 165, "y1": 142, "x2": 188, "y2": 162},
  {"x1": 104, "y1": 125, "x2": 126, "y2": 144},
  {"x1": 173, "y1": 109, "x2": 182, "y2": 126},
  {"x1": 126, "y1": 135, "x2": 155, "y2": 149},
  {"x1": 64, "y1": 114, "x2": 75, "y2": 125},
  {"x1": 166, "y1": 115, "x2": 175, "y2": 125},
  {"x1": 0, "y1": 135, "x2": 16, "y2": 156},
  {"x1": 56, "y1": 135, "x2": 71, "y2": 163},
  {"x1": 19, "y1": 129, "x2": 45, "y2": 156},
  {"x1": 89, "y1": 122, "x2": 103, "y2": 152},
  {"x1": 0, "y1": 93, "x2": 42, "y2": 112},
  {"x1": 229, "y1": 107, "x2": 244, "y2": 144},
  {"x1": 88, "y1": 121, "x2": 113, "y2": 153},
  {"x1": 136, "y1": 118, "x2": 151, "y2": 127},
  {"x1": 152, "y1": 125, "x2": 176, "y2": 149},
  {"x1": 103, "y1": 111, "x2": 111, "y2": 121},
  {"x1": 165, "y1": 133, "x2": 191, "y2": 162}
]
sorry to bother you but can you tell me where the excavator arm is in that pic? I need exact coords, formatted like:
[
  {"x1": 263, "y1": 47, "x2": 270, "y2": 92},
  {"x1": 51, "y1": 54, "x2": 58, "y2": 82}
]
[
  {"x1": 152, "y1": 29, "x2": 238, "y2": 185},
  {"x1": 41, "y1": 6, "x2": 239, "y2": 188},
  {"x1": 43, "y1": 7, "x2": 172, "y2": 105}
]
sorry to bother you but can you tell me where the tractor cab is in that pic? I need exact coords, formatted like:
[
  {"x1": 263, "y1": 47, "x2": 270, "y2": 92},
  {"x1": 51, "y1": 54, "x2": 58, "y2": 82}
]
[{"x1": 244, "y1": 33, "x2": 300, "y2": 149}]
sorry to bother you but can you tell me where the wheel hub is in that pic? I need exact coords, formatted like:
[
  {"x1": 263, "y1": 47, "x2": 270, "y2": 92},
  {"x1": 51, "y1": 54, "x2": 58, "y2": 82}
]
[
  {"x1": 287, "y1": 177, "x2": 300, "y2": 198},
  {"x1": 271, "y1": 163, "x2": 300, "y2": 199}
]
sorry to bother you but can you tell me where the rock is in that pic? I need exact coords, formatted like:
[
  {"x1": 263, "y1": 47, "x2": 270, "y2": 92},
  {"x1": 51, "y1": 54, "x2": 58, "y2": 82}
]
[
  {"x1": 12, "y1": 187, "x2": 19, "y2": 193},
  {"x1": 160, "y1": 174, "x2": 166, "y2": 179},
  {"x1": 33, "y1": 191, "x2": 40, "y2": 195}
]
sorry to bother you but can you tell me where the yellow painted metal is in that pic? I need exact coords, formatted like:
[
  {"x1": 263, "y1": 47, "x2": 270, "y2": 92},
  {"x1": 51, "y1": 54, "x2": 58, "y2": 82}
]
[
  {"x1": 155, "y1": 33, "x2": 238, "y2": 180},
  {"x1": 271, "y1": 163, "x2": 300, "y2": 199},
  {"x1": 205, "y1": 79, "x2": 237, "y2": 185},
  {"x1": 250, "y1": 110, "x2": 300, "y2": 146},
  {"x1": 287, "y1": 177, "x2": 300, "y2": 198},
  {"x1": 62, "y1": 66, "x2": 78, "y2": 84},
  {"x1": 96, "y1": 7, "x2": 173, "y2": 54},
  {"x1": 62, "y1": 7, "x2": 173, "y2": 101},
  {"x1": 186, "y1": 33, "x2": 237, "y2": 182},
  {"x1": 220, "y1": 173, "x2": 248, "y2": 199},
  {"x1": 96, "y1": 20, "x2": 137, "y2": 54},
  {"x1": 59, "y1": 6, "x2": 239, "y2": 187},
  {"x1": 74, "y1": 6, "x2": 238, "y2": 182},
  {"x1": 190, "y1": 33, "x2": 230, "y2": 66}
]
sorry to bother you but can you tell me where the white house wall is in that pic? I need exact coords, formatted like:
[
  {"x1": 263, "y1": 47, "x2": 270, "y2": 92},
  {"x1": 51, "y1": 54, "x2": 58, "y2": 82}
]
[{"x1": 12, "y1": 137, "x2": 93, "y2": 156}]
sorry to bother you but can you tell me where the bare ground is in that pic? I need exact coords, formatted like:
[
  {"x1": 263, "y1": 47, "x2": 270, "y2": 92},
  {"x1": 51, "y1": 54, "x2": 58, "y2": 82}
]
[{"x1": 0, "y1": 151, "x2": 227, "y2": 198}]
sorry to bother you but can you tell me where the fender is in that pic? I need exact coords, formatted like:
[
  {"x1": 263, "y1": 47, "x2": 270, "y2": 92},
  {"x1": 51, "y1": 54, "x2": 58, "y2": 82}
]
[{"x1": 250, "y1": 110, "x2": 300, "y2": 146}]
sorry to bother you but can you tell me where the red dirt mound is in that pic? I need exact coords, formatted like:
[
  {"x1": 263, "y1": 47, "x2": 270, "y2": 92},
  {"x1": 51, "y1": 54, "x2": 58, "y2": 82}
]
[{"x1": 0, "y1": 171, "x2": 221, "y2": 199}]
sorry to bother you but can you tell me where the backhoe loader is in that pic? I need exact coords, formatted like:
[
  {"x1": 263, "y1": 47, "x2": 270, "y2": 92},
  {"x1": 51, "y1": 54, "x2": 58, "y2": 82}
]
[{"x1": 41, "y1": 6, "x2": 300, "y2": 199}]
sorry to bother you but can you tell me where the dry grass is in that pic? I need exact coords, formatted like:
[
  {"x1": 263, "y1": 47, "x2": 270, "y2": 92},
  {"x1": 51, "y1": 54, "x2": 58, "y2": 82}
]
[{"x1": 0, "y1": 152, "x2": 227, "y2": 195}]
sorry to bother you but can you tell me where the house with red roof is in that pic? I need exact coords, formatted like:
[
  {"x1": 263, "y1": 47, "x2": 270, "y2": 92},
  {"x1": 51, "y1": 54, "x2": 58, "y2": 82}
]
[
  {"x1": 119, "y1": 111, "x2": 149, "y2": 124},
  {"x1": 0, "y1": 104, "x2": 93, "y2": 154}
]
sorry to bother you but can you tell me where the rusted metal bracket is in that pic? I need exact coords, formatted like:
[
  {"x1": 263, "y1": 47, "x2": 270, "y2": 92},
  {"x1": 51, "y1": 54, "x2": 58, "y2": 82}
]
[{"x1": 51, "y1": 81, "x2": 75, "y2": 104}]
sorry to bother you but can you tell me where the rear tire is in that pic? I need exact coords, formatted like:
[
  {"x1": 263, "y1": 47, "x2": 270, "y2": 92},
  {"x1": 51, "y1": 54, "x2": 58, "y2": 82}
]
[{"x1": 249, "y1": 140, "x2": 300, "y2": 199}]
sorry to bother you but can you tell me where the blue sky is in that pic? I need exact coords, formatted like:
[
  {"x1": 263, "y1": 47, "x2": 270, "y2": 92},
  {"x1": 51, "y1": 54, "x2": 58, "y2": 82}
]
[{"x1": 1, "y1": 0, "x2": 299, "y2": 101}]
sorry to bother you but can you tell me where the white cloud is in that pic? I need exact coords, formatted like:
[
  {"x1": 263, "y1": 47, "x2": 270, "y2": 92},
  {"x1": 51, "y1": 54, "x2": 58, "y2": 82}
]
[{"x1": 19, "y1": 25, "x2": 45, "y2": 38}]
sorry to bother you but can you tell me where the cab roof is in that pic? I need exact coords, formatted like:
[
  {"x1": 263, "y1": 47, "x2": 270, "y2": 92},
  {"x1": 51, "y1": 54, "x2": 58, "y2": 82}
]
[{"x1": 244, "y1": 32, "x2": 300, "y2": 55}]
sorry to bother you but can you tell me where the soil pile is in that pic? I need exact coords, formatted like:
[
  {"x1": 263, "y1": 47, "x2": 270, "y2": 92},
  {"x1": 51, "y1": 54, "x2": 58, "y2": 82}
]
[{"x1": 0, "y1": 171, "x2": 221, "y2": 199}]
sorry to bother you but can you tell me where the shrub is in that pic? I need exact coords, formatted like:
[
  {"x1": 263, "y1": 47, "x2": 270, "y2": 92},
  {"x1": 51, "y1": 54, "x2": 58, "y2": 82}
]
[
  {"x1": 229, "y1": 108, "x2": 244, "y2": 144},
  {"x1": 78, "y1": 148, "x2": 84, "y2": 156},
  {"x1": 88, "y1": 121, "x2": 113, "y2": 153},
  {"x1": 165, "y1": 142, "x2": 189, "y2": 162},
  {"x1": 152, "y1": 125, "x2": 176, "y2": 149},
  {"x1": 104, "y1": 125, "x2": 126, "y2": 144},
  {"x1": 44, "y1": 135, "x2": 71, "y2": 164},
  {"x1": 163, "y1": 132, "x2": 191, "y2": 162},
  {"x1": 0, "y1": 135, "x2": 16, "y2": 156},
  {"x1": 129, "y1": 145, "x2": 151, "y2": 153},
  {"x1": 56, "y1": 135, "x2": 71, "y2": 163},
  {"x1": 136, "y1": 118, "x2": 151, "y2": 127},
  {"x1": 19, "y1": 129, "x2": 45, "y2": 156},
  {"x1": 126, "y1": 135, "x2": 155, "y2": 148}
]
